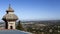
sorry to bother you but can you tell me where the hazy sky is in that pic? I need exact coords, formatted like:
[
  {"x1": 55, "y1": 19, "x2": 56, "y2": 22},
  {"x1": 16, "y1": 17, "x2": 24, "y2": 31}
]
[{"x1": 0, "y1": 0, "x2": 60, "y2": 21}]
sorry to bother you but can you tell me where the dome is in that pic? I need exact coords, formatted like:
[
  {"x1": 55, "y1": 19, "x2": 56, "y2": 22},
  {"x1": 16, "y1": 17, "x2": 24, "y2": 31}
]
[
  {"x1": 2, "y1": 14, "x2": 18, "y2": 21},
  {"x1": 2, "y1": 4, "x2": 18, "y2": 21}
]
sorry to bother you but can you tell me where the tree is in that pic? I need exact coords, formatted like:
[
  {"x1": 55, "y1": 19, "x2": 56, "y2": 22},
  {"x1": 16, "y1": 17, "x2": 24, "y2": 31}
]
[{"x1": 16, "y1": 20, "x2": 25, "y2": 31}]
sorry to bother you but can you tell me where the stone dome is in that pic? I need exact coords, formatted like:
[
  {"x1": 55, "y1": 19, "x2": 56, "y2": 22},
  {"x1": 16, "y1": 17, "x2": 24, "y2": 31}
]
[
  {"x1": 2, "y1": 14, "x2": 18, "y2": 21},
  {"x1": 2, "y1": 4, "x2": 18, "y2": 21}
]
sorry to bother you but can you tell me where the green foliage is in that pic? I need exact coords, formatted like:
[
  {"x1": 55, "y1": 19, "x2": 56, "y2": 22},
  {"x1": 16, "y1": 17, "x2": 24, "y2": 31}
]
[{"x1": 16, "y1": 21, "x2": 24, "y2": 31}]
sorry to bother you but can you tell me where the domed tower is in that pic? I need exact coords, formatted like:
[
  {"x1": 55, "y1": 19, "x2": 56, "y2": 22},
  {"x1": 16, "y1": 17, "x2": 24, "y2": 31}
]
[{"x1": 2, "y1": 4, "x2": 18, "y2": 29}]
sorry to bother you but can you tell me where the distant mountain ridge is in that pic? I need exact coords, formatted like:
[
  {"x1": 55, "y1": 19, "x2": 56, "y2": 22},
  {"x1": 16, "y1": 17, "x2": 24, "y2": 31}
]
[{"x1": 21, "y1": 20, "x2": 60, "y2": 25}]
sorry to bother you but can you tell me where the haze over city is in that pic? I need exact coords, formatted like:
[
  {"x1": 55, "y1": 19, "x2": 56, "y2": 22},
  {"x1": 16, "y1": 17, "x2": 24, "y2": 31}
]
[{"x1": 0, "y1": 0, "x2": 60, "y2": 21}]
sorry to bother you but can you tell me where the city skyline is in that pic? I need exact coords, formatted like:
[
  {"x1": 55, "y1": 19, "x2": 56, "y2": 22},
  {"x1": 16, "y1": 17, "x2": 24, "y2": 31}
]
[{"x1": 0, "y1": 0, "x2": 60, "y2": 21}]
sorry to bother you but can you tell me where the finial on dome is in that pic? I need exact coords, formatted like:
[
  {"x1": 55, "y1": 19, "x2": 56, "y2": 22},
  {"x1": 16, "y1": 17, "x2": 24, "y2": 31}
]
[
  {"x1": 6, "y1": 4, "x2": 14, "y2": 12},
  {"x1": 9, "y1": 4, "x2": 11, "y2": 9}
]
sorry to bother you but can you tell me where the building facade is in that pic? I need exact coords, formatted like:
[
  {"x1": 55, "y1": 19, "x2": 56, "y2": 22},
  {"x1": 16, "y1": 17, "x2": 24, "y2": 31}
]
[{"x1": 2, "y1": 5, "x2": 18, "y2": 29}]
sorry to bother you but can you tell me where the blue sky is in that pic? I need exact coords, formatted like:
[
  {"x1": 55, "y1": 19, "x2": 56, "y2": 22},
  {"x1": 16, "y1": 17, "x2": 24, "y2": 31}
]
[{"x1": 0, "y1": 0, "x2": 60, "y2": 21}]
